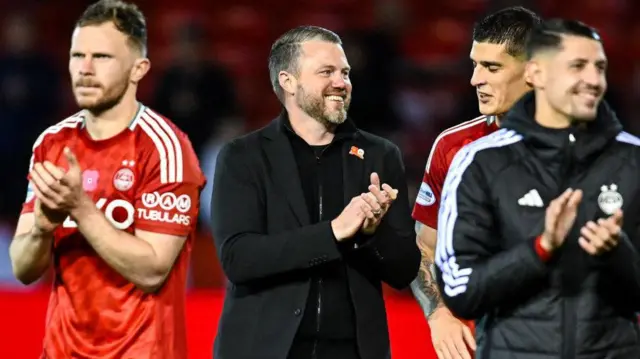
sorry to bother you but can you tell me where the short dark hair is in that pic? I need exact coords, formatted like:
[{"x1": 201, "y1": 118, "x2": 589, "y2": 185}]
[
  {"x1": 268, "y1": 26, "x2": 342, "y2": 102},
  {"x1": 75, "y1": 0, "x2": 147, "y2": 56},
  {"x1": 472, "y1": 6, "x2": 541, "y2": 58},
  {"x1": 525, "y1": 19, "x2": 602, "y2": 59}
]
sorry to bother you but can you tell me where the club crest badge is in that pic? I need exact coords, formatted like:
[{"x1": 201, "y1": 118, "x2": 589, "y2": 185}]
[
  {"x1": 113, "y1": 168, "x2": 135, "y2": 192},
  {"x1": 598, "y1": 183, "x2": 623, "y2": 215}
]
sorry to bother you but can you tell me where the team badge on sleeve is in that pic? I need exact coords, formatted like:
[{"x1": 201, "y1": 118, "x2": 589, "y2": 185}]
[{"x1": 416, "y1": 182, "x2": 436, "y2": 206}]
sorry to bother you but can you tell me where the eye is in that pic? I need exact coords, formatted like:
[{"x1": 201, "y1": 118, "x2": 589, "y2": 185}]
[
  {"x1": 487, "y1": 66, "x2": 499, "y2": 73},
  {"x1": 570, "y1": 62, "x2": 585, "y2": 70}
]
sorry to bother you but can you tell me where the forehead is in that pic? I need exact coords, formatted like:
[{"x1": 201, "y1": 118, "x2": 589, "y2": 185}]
[
  {"x1": 553, "y1": 35, "x2": 606, "y2": 62},
  {"x1": 470, "y1": 41, "x2": 520, "y2": 65},
  {"x1": 298, "y1": 40, "x2": 349, "y2": 68},
  {"x1": 71, "y1": 22, "x2": 129, "y2": 53}
]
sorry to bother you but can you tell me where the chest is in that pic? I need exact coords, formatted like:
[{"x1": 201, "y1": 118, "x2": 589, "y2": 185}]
[
  {"x1": 491, "y1": 154, "x2": 637, "y2": 248},
  {"x1": 46, "y1": 137, "x2": 143, "y2": 238}
]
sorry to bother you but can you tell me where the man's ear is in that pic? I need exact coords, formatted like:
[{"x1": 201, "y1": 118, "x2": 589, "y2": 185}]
[
  {"x1": 130, "y1": 57, "x2": 151, "y2": 84},
  {"x1": 525, "y1": 60, "x2": 544, "y2": 89},
  {"x1": 278, "y1": 71, "x2": 297, "y2": 97}
]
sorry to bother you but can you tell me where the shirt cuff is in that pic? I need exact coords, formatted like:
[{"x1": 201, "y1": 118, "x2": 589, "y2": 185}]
[{"x1": 534, "y1": 235, "x2": 553, "y2": 262}]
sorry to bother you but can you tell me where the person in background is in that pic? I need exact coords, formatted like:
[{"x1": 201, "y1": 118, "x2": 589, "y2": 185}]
[
  {"x1": 436, "y1": 19, "x2": 640, "y2": 358},
  {"x1": 410, "y1": 6, "x2": 541, "y2": 359}
]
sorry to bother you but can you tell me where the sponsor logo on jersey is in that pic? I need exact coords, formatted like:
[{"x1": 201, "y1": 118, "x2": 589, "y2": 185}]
[
  {"x1": 113, "y1": 168, "x2": 135, "y2": 191},
  {"x1": 416, "y1": 182, "x2": 436, "y2": 206},
  {"x1": 63, "y1": 198, "x2": 135, "y2": 230},
  {"x1": 138, "y1": 191, "x2": 191, "y2": 226},
  {"x1": 82, "y1": 170, "x2": 99, "y2": 192}
]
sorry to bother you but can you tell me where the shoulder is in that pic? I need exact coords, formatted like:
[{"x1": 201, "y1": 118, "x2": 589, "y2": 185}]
[
  {"x1": 32, "y1": 111, "x2": 84, "y2": 150},
  {"x1": 357, "y1": 129, "x2": 400, "y2": 155},
  {"x1": 450, "y1": 128, "x2": 523, "y2": 174},
  {"x1": 434, "y1": 115, "x2": 492, "y2": 153},
  {"x1": 424, "y1": 115, "x2": 491, "y2": 172},
  {"x1": 132, "y1": 106, "x2": 193, "y2": 151},
  {"x1": 219, "y1": 125, "x2": 266, "y2": 162},
  {"x1": 613, "y1": 131, "x2": 640, "y2": 163},
  {"x1": 614, "y1": 131, "x2": 640, "y2": 149},
  {"x1": 132, "y1": 106, "x2": 203, "y2": 184}
]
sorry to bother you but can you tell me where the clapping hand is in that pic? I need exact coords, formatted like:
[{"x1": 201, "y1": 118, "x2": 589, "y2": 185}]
[
  {"x1": 360, "y1": 172, "x2": 398, "y2": 235},
  {"x1": 579, "y1": 209, "x2": 623, "y2": 255},
  {"x1": 30, "y1": 147, "x2": 84, "y2": 213}
]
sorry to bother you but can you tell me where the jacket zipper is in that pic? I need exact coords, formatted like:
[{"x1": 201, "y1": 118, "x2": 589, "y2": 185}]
[
  {"x1": 561, "y1": 132, "x2": 577, "y2": 359},
  {"x1": 312, "y1": 148, "x2": 327, "y2": 359}
]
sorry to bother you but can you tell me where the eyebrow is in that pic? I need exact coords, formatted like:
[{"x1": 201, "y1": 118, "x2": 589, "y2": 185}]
[
  {"x1": 319, "y1": 65, "x2": 351, "y2": 71},
  {"x1": 476, "y1": 61, "x2": 502, "y2": 68}
]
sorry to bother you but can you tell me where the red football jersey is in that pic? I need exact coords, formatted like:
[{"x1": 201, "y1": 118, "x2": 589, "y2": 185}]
[
  {"x1": 413, "y1": 115, "x2": 498, "y2": 228},
  {"x1": 21, "y1": 105, "x2": 205, "y2": 359}
]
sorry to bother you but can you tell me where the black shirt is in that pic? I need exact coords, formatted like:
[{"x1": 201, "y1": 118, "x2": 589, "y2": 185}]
[{"x1": 284, "y1": 120, "x2": 359, "y2": 359}]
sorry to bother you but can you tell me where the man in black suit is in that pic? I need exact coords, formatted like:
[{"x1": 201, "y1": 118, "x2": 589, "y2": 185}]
[{"x1": 210, "y1": 25, "x2": 421, "y2": 359}]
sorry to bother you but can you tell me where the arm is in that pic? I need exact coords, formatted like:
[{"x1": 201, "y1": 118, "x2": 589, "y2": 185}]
[
  {"x1": 435, "y1": 149, "x2": 550, "y2": 320},
  {"x1": 10, "y1": 142, "x2": 53, "y2": 284},
  {"x1": 70, "y1": 198, "x2": 187, "y2": 293},
  {"x1": 211, "y1": 141, "x2": 344, "y2": 285},
  {"x1": 410, "y1": 138, "x2": 448, "y2": 315},
  {"x1": 411, "y1": 222, "x2": 446, "y2": 317},
  {"x1": 9, "y1": 213, "x2": 53, "y2": 285},
  {"x1": 355, "y1": 145, "x2": 421, "y2": 290}
]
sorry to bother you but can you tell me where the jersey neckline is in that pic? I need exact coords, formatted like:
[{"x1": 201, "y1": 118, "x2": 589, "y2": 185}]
[{"x1": 78, "y1": 103, "x2": 145, "y2": 149}]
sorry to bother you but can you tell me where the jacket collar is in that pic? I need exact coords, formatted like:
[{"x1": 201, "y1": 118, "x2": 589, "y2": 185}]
[
  {"x1": 262, "y1": 110, "x2": 359, "y2": 142},
  {"x1": 501, "y1": 92, "x2": 622, "y2": 163}
]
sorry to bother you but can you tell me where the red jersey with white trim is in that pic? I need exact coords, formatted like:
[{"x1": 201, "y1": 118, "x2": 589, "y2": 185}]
[
  {"x1": 413, "y1": 115, "x2": 499, "y2": 228},
  {"x1": 21, "y1": 105, "x2": 205, "y2": 359}
]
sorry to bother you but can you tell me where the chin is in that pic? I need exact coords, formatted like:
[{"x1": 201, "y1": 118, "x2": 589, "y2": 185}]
[
  {"x1": 478, "y1": 103, "x2": 498, "y2": 116},
  {"x1": 75, "y1": 98, "x2": 99, "y2": 110},
  {"x1": 323, "y1": 109, "x2": 347, "y2": 125},
  {"x1": 573, "y1": 113, "x2": 598, "y2": 121}
]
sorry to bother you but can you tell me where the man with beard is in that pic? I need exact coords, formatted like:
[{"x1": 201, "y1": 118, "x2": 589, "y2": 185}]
[
  {"x1": 436, "y1": 19, "x2": 640, "y2": 358},
  {"x1": 210, "y1": 25, "x2": 420, "y2": 359},
  {"x1": 8, "y1": 1, "x2": 205, "y2": 358}
]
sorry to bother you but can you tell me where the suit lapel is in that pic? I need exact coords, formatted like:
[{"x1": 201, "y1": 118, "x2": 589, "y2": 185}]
[
  {"x1": 262, "y1": 121, "x2": 310, "y2": 226},
  {"x1": 342, "y1": 139, "x2": 367, "y2": 205}
]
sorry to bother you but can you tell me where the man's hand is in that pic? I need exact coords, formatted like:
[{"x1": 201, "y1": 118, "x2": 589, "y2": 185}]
[
  {"x1": 360, "y1": 172, "x2": 398, "y2": 235},
  {"x1": 429, "y1": 308, "x2": 476, "y2": 359},
  {"x1": 331, "y1": 196, "x2": 375, "y2": 241},
  {"x1": 30, "y1": 147, "x2": 86, "y2": 213},
  {"x1": 540, "y1": 188, "x2": 583, "y2": 252},
  {"x1": 33, "y1": 198, "x2": 66, "y2": 234},
  {"x1": 579, "y1": 209, "x2": 622, "y2": 255}
]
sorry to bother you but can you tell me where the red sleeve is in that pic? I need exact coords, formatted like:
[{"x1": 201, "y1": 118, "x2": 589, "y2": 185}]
[
  {"x1": 134, "y1": 137, "x2": 206, "y2": 237},
  {"x1": 21, "y1": 141, "x2": 45, "y2": 215},
  {"x1": 412, "y1": 139, "x2": 450, "y2": 229}
]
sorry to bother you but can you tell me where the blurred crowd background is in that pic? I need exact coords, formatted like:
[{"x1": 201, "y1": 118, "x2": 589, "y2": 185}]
[{"x1": 1, "y1": 0, "x2": 640, "y2": 291}]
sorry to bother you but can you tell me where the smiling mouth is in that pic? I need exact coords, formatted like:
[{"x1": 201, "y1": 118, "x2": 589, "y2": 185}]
[
  {"x1": 576, "y1": 92, "x2": 598, "y2": 102},
  {"x1": 325, "y1": 95, "x2": 344, "y2": 103}
]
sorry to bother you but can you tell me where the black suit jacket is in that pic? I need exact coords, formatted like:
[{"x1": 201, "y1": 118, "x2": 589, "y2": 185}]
[{"x1": 210, "y1": 115, "x2": 420, "y2": 359}]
